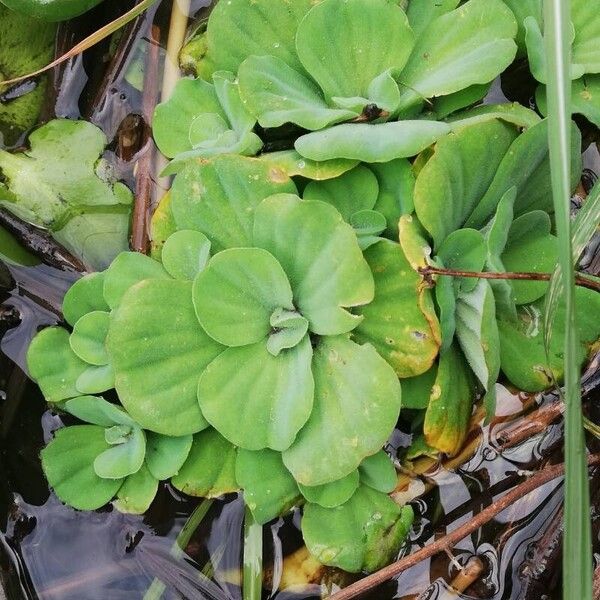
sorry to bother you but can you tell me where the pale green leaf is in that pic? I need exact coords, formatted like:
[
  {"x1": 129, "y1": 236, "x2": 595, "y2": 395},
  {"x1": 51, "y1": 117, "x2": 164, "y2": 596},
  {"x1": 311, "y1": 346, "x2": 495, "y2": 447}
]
[
  {"x1": 41, "y1": 425, "x2": 124, "y2": 511},
  {"x1": 161, "y1": 230, "x2": 211, "y2": 281},
  {"x1": 94, "y1": 426, "x2": 146, "y2": 479},
  {"x1": 299, "y1": 470, "x2": 359, "y2": 508},
  {"x1": 254, "y1": 194, "x2": 374, "y2": 335},
  {"x1": 260, "y1": 150, "x2": 358, "y2": 181},
  {"x1": 114, "y1": 464, "x2": 159, "y2": 514},
  {"x1": 283, "y1": 336, "x2": 402, "y2": 486},
  {"x1": 70, "y1": 311, "x2": 110, "y2": 366},
  {"x1": 75, "y1": 364, "x2": 115, "y2": 395},
  {"x1": 358, "y1": 451, "x2": 397, "y2": 494},
  {"x1": 62, "y1": 272, "x2": 109, "y2": 327},
  {"x1": 64, "y1": 395, "x2": 136, "y2": 428},
  {"x1": 145, "y1": 433, "x2": 193, "y2": 481},
  {"x1": 107, "y1": 279, "x2": 224, "y2": 436},
  {"x1": 197, "y1": 338, "x2": 314, "y2": 451}
]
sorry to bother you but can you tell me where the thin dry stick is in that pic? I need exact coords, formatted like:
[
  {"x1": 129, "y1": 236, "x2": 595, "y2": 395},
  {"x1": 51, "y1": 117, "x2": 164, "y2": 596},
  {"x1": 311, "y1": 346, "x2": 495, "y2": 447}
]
[
  {"x1": 329, "y1": 453, "x2": 600, "y2": 600},
  {"x1": 420, "y1": 266, "x2": 600, "y2": 293},
  {"x1": 0, "y1": 0, "x2": 158, "y2": 88},
  {"x1": 131, "y1": 24, "x2": 161, "y2": 254}
]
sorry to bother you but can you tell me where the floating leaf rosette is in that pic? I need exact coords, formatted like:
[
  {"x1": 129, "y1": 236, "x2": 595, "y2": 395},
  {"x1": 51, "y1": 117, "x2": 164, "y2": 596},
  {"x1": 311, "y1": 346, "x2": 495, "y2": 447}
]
[
  {"x1": 27, "y1": 154, "x2": 414, "y2": 573},
  {"x1": 398, "y1": 118, "x2": 600, "y2": 455},
  {"x1": 160, "y1": 0, "x2": 519, "y2": 165},
  {"x1": 504, "y1": 0, "x2": 600, "y2": 127}
]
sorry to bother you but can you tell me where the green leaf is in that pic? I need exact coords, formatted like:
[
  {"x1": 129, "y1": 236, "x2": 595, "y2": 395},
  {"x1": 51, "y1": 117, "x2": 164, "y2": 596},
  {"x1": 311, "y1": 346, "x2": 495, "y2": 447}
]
[
  {"x1": 500, "y1": 0, "x2": 541, "y2": 53},
  {"x1": 201, "y1": 0, "x2": 315, "y2": 78},
  {"x1": 370, "y1": 159, "x2": 415, "y2": 239},
  {"x1": 197, "y1": 338, "x2": 314, "y2": 451},
  {"x1": 27, "y1": 327, "x2": 88, "y2": 403},
  {"x1": 400, "y1": 366, "x2": 437, "y2": 410},
  {"x1": 236, "y1": 448, "x2": 300, "y2": 525},
  {"x1": 145, "y1": 432, "x2": 193, "y2": 480},
  {"x1": 260, "y1": 150, "x2": 358, "y2": 181},
  {"x1": 94, "y1": 426, "x2": 146, "y2": 479},
  {"x1": 501, "y1": 211, "x2": 558, "y2": 304},
  {"x1": 107, "y1": 279, "x2": 224, "y2": 436},
  {"x1": 437, "y1": 229, "x2": 487, "y2": 294},
  {"x1": 75, "y1": 364, "x2": 115, "y2": 395},
  {"x1": 0, "y1": 6, "x2": 56, "y2": 146},
  {"x1": 193, "y1": 248, "x2": 294, "y2": 347},
  {"x1": 283, "y1": 336, "x2": 402, "y2": 486},
  {"x1": 537, "y1": 76, "x2": 600, "y2": 128},
  {"x1": 153, "y1": 77, "x2": 225, "y2": 158},
  {"x1": 406, "y1": 0, "x2": 460, "y2": 37},
  {"x1": 466, "y1": 119, "x2": 582, "y2": 227},
  {"x1": 170, "y1": 155, "x2": 297, "y2": 253},
  {"x1": 455, "y1": 280, "x2": 500, "y2": 416},
  {"x1": 432, "y1": 83, "x2": 491, "y2": 119},
  {"x1": 295, "y1": 120, "x2": 452, "y2": 163},
  {"x1": 114, "y1": 464, "x2": 159, "y2": 515},
  {"x1": 41, "y1": 425, "x2": 124, "y2": 510},
  {"x1": 353, "y1": 240, "x2": 441, "y2": 378},
  {"x1": 571, "y1": 0, "x2": 600, "y2": 73},
  {"x1": 150, "y1": 191, "x2": 176, "y2": 260},
  {"x1": 171, "y1": 428, "x2": 239, "y2": 498},
  {"x1": 358, "y1": 451, "x2": 397, "y2": 494},
  {"x1": 161, "y1": 230, "x2": 211, "y2": 281},
  {"x1": 238, "y1": 55, "x2": 356, "y2": 130},
  {"x1": 69, "y1": 311, "x2": 110, "y2": 366},
  {"x1": 299, "y1": 470, "x2": 359, "y2": 508},
  {"x1": 254, "y1": 194, "x2": 373, "y2": 336},
  {"x1": 498, "y1": 289, "x2": 600, "y2": 392},
  {"x1": 52, "y1": 210, "x2": 132, "y2": 272},
  {"x1": 447, "y1": 102, "x2": 542, "y2": 129},
  {"x1": 303, "y1": 165, "x2": 379, "y2": 220},
  {"x1": 64, "y1": 395, "x2": 136, "y2": 428},
  {"x1": 0, "y1": 120, "x2": 132, "y2": 269},
  {"x1": 424, "y1": 343, "x2": 475, "y2": 454},
  {"x1": 302, "y1": 486, "x2": 414, "y2": 573},
  {"x1": 396, "y1": 0, "x2": 518, "y2": 112},
  {"x1": 62, "y1": 272, "x2": 110, "y2": 327},
  {"x1": 103, "y1": 251, "x2": 170, "y2": 310},
  {"x1": 414, "y1": 120, "x2": 518, "y2": 249},
  {"x1": 296, "y1": 0, "x2": 414, "y2": 101}
]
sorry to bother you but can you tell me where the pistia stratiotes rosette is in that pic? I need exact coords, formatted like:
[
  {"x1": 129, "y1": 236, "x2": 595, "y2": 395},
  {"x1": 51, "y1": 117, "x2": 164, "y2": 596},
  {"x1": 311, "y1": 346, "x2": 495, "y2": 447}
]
[
  {"x1": 27, "y1": 154, "x2": 417, "y2": 573},
  {"x1": 157, "y1": 0, "x2": 520, "y2": 166},
  {"x1": 397, "y1": 117, "x2": 600, "y2": 457},
  {"x1": 502, "y1": 0, "x2": 600, "y2": 127}
]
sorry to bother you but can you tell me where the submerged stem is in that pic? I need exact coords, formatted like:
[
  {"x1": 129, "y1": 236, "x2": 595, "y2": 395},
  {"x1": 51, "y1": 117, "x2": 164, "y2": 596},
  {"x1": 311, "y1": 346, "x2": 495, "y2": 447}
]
[{"x1": 243, "y1": 507, "x2": 263, "y2": 600}]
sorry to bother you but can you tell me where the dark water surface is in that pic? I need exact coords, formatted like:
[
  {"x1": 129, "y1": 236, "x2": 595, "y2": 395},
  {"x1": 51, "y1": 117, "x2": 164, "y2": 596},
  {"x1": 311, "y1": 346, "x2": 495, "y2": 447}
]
[{"x1": 1, "y1": 2, "x2": 600, "y2": 598}]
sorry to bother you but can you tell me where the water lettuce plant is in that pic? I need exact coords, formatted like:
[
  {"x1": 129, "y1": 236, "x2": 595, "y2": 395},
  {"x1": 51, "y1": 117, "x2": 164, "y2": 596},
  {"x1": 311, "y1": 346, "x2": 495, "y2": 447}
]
[
  {"x1": 0, "y1": 119, "x2": 132, "y2": 269},
  {"x1": 157, "y1": 0, "x2": 520, "y2": 166},
  {"x1": 505, "y1": 0, "x2": 600, "y2": 127},
  {"x1": 0, "y1": 0, "x2": 104, "y2": 21}
]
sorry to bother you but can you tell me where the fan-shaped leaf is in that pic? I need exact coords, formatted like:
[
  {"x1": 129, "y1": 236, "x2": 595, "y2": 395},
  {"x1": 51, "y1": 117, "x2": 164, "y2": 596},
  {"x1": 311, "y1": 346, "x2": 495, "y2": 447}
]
[
  {"x1": 396, "y1": 0, "x2": 518, "y2": 112},
  {"x1": 94, "y1": 426, "x2": 145, "y2": 479},
  {"x1": 236, "y1": 448, "x2": 300, "y2": 525},
  {"x1": 27, "y1": 327, "x2": 88, "y2": 403},
  {"x1": 197, "y1": 338, "x2": 314, "y2": 451},
  {"x1": 161, "y1": 230, "x2": 211, "y2": 281},
  {"x1": 283, "y1": 336, "x2": 402, "y2": 486},
  {"x1": 296, "y1": 0, "x2": 414, "y2": 102},
  {"x1": 75, "y1": 364, "x2": 115, "y2": 395},
  {"x1": 145, "y1": 433, "x2": 193, "y2": 481},
  {"x1": 261, "y1": 150, "x2": 358, "y2": 180},
  {"x1": 65, "y1": 395, "x2": 136, "y2": 428},
  {"x1": 299, "y1": 470, "x2": 359, "y2": 508},
  {"x1": 70, "y1": 311, "x2": 110, "y2": 366},
  {"x1": 353, "y1": 240, "x2": 440, "y2": 378},
  {"x1": 171, "y1": 428, "x2": 238, "y2": 498},
  {"x1": 114, "y1": 464, "x2": 159, "y2": 514},
  {"x1": 302, "y1": 486, "x2": 414, "y2": 572},
  {"x1": 254, "y1": 194, "x2": 374, "y2": 335},
  {"x1": 41, "y1": 425, "x2": 124, "y2": 510},
  {"x1": 62, "y1": 272, "x2": 109, "y2": 327},
  {"x1": 170, "y1": 155, "x2": 296, "y2": 253},
  {"x1": 107, "y1": 279, "x2": 224, "y2": 436},
  {"x1": 193, "y1": 248, "x2": 294, "y2": 347},
  {"x1": 358, "y1": 452, "x2": 397, "y2": 494},
  {"x1": 238, "y1": 55, "x2": 356, "y2": 130}
]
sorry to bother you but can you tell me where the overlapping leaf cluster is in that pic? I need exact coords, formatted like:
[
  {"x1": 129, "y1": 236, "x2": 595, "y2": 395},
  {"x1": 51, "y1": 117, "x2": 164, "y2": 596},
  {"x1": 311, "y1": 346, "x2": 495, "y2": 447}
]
[{"x1": 21, "y1": 0, "x2": 600, "y2": 578}]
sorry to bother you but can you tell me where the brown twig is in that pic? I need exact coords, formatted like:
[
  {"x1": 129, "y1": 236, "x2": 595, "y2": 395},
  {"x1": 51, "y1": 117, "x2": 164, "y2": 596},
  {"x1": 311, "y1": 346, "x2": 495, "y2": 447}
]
[
  {"x1": 495, "y1": 402, "x2": 565, "y2": 450},
  {"x1": 0, "y1": 209, "x2": 86, "y2": 272},
  {"x1": 329, "y1": 453, "x2": 600, "y2": 600},
  {"x1": 419, "y1": 266, "x2": 600, "y2": 293},
  {"x1": 130, "y1": 24, "x2": 160, "y2": 254}
]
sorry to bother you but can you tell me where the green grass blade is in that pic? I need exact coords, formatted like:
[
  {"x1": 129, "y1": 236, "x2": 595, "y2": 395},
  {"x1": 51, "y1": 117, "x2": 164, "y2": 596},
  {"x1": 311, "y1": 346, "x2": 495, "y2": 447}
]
[
  {"x1": 243, "y1": 507, "x2": 263, "y2": 600},
  {"x1": 543, "y1": 1, "x2": 592, "y2": 598},
  {"x1": 544, "y1": 180, "x2": 600, "y2": 353}
]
